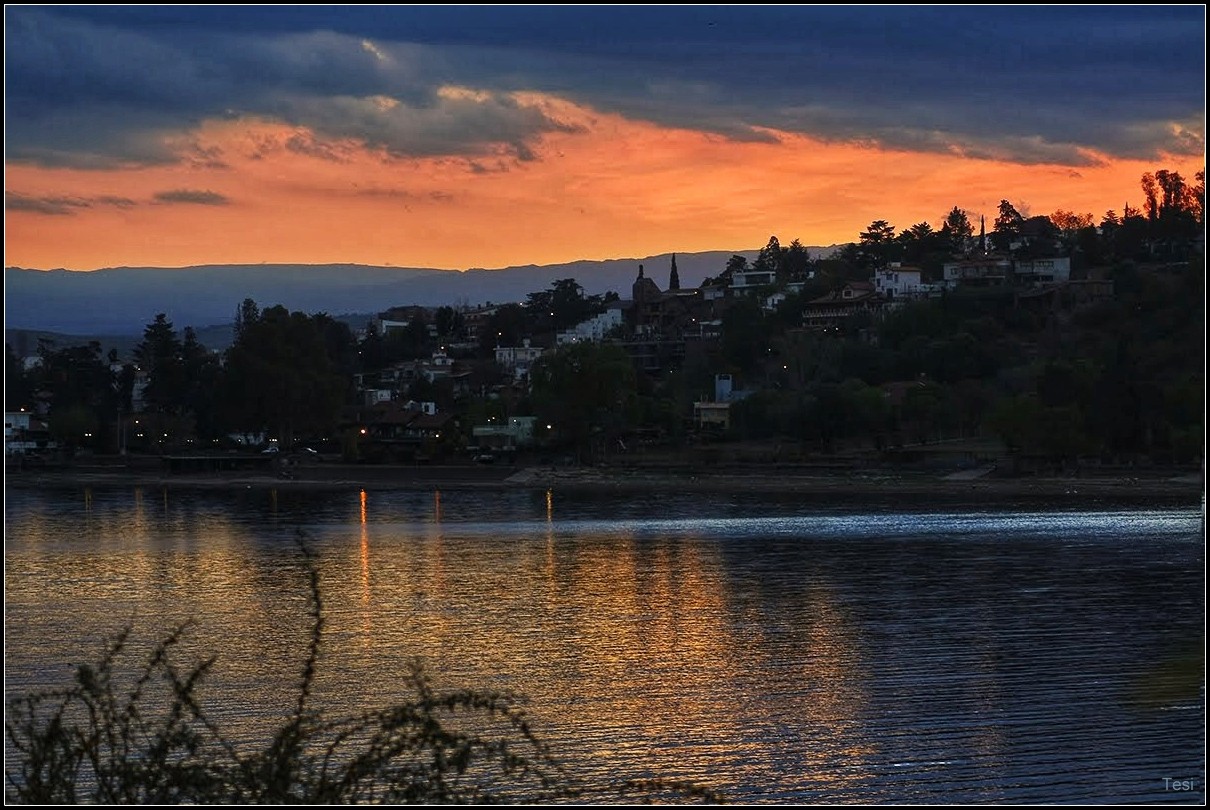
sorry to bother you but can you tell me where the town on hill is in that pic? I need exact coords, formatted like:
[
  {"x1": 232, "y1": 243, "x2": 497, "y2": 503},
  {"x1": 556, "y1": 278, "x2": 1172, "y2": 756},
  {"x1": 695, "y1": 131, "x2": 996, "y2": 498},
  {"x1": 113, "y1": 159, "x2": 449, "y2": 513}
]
[{"x1": 6, "y1": 170, "x2": 1205, "y2": 479}]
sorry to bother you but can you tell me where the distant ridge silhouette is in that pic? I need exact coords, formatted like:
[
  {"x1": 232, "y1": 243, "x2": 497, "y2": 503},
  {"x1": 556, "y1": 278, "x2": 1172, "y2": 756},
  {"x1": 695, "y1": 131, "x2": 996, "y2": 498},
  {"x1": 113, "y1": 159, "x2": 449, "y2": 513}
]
[{"x1": 5, "y1": 246, "x2": 842, "y2": 335}]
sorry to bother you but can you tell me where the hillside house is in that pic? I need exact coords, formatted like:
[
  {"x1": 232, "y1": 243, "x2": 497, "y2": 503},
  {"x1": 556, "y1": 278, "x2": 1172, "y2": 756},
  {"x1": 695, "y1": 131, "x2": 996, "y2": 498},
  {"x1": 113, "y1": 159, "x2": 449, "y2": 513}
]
[
  {"x1": 730, "y1": 269, "x2": 776, "y2": 295},
  {"x1": 495, "y1": 339, "x2": 545, "y2": 382},
  {"x1": 5, "y1": 410, "x2": 53, "y2": 455},
  {"x1": 802, "y1": 282, "x2": 885, "y2": 330},
  {"x1": 1013, "y1": 257, "x2": 1071, "y2": 285},
  {"x1": 943, "y1": 256, "x2": 1013, "y2": 288},
  {"x1": 471, "y1": 416, "x2": 537, "y2": 453},
  {"x1": 556, "y1": 306, "x2": 625, "y2": 344},
  {"x1": 873, "y1": 264, "x2": 936, "y2": 300}
]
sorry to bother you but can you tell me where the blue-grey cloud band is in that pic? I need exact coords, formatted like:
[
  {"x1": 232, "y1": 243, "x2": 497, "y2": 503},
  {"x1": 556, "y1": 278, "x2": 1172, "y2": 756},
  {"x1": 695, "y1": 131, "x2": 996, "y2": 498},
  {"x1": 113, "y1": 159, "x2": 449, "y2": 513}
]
[{"x1": 5, "y1": 6, "x2": 1204, "y2": 169}]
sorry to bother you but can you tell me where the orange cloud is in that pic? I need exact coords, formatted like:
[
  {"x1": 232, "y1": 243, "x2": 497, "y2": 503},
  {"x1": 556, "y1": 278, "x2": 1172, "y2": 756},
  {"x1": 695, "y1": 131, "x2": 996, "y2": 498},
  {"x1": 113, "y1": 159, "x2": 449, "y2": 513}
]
[{"x1": 4, "y1": 94, "x2": 1203, "y2": 271}]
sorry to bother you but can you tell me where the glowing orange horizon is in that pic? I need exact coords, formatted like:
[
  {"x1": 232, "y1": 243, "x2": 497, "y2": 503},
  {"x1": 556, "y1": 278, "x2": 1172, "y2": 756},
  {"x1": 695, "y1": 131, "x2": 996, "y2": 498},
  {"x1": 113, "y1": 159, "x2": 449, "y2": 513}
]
[{"x1": 4, "y1": 94, "x2": 1203, "y2": 272}]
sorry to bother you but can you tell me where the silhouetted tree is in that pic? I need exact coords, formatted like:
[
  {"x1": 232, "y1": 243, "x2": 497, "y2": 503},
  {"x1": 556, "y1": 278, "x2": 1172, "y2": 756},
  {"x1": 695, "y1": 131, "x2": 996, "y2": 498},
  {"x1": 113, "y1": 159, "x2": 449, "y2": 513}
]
[
  {"x1": 6, "y1": 344, "x2": 34, "y2": 412},
  {"x1": 358, "y1": 325, "x2": 387, "y2": 375},
  {"x1": 720, "y1": 254, "x2": 749, "y2": 282},
  {"x1": 526, "y1": 278, "x2": 606, "y2": 334},
  {"x1": 233, "y1": 298, "x2": 260, "y2": 341},
  {"x1": 721, "y1": 297, "x2": 769, "y2": 371},
  {"x1": 479, "y1": 304, "x2": 530, "y2": 354},
  {"x1": 1018, "y1": 215, "x2": 1060, "y2": 258},
  {"x1": 33, "y1": 340, "x2": 118, "y2": 451},
  {"x1": 179, "y1": 327, "x2": 222, "y2": 441},
  {"x1": 991, "y1": 200, "x2": 1025, "y2": 253},
  {"x1": 434, "y1": 305, "x2": 465, "y2": 341},
  {"x1": 1049, "y1": 209, "x2": 1094, "y2": 252},
  {"x1": 1141, "y1": 172, "x2": 1161, "y2": 222},
  {"x1": 858, "y1": 220, "x2": 897, "y2": 270},
  {"x1": 220, "y1": 304, "x2": 348, "y2": 448},
  {"x1": 383, "y1": 313, "x2": 432, "y2": 362},
  {"x1": 898, "y1": 222, "x2": 948, "y2": 274},
  {"x1": 783, "y1": 239, "x2": 814, "y2": 280},
  {"x1": 134, "y1": 314, "x2": 186, "y2": 415},
  {"x1": 940, "y1": 207, "x2": 975, "y2": 255},
  {"x1": 753, "y1": 236, "x2": 785, "y2": 276},
  {"x1": 531, "y1": 343, "x2": 637, "y2": 462}
]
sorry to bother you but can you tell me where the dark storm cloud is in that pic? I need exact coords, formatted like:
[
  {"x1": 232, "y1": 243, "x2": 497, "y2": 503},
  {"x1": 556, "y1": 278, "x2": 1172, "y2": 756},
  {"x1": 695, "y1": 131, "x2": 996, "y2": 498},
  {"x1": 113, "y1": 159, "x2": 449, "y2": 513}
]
[
  {"x1": 6, "y1": 6, "x2": 1204, "y2": 168},
  {"x1": 261, "y1": 90, "x2": 581, "y2": 160},
  {"x1": 4, "y1": 8, "x2": 579, "y2": 167},
  {"x1": 153, "y1": 189, "x2": 231, "y2": 206},
  {"x1": 499, "y1": 5, "x2": 1204, "y2": 164}
]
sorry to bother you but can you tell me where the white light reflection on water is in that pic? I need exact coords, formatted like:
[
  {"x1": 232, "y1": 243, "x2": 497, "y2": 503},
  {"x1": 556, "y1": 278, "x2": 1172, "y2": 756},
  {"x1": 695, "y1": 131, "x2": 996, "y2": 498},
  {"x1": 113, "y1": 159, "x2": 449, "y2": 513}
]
[
  {"x1": 4, "y1": 488, "x2": 1204, "y2": 804},
  {"x1": 308, "y1": 509, "x2": 1201, "y2": 542}
]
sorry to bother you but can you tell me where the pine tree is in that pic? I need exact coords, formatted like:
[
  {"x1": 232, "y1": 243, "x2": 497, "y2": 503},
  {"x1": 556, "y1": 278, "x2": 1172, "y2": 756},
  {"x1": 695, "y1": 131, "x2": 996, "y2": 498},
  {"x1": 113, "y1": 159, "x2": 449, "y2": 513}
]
[{"x1": 134, "y1": 314, "x2": 185, "y2": 414}]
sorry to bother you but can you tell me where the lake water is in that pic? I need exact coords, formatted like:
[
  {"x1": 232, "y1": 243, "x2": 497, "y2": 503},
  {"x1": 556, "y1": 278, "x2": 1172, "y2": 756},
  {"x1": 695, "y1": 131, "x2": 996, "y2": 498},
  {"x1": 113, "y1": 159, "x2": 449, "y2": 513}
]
[{"x1": 4, "y1": 485, "x2": 1205, "y2": 803}]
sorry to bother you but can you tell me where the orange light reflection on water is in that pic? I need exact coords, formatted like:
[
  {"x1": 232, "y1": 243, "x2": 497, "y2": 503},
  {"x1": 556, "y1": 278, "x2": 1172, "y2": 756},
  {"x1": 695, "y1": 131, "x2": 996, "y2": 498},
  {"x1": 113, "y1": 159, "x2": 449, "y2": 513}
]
[
  {"x1": 535, "y1": 534, "x2": 749, "y2": 787},
  {"x1": 18, "y1": 491, "x2": 870, "y2": 791},
  {"x1": 6, "y1": 488, "x2": 294, "y2": 683},
  {"x1": 296, "y1": 518, "x2": 880, "y2": 794},
  {"x1": 785, "y1": 582, "x2": 875, "y2": 794},
  {"x1": 543, "y1": 490, "x2": 556, "y2": 597},
  {"x1": 359, "y1": 489, "x2": 371, "y2": 637}
]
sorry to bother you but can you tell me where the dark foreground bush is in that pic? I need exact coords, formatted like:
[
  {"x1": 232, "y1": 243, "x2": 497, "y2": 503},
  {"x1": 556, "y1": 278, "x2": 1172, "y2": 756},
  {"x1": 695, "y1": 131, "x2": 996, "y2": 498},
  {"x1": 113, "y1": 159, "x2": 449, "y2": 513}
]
[{"x1": 6, "y1": 542, "x2": 720, "y2": 805}]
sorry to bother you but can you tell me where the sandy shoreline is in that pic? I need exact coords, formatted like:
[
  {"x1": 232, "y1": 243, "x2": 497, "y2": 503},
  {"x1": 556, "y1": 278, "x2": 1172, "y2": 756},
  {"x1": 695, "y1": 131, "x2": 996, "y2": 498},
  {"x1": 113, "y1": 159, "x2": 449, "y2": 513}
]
[{"x1": 6, "y1": 463, "x2": 1204, "y2": 506}]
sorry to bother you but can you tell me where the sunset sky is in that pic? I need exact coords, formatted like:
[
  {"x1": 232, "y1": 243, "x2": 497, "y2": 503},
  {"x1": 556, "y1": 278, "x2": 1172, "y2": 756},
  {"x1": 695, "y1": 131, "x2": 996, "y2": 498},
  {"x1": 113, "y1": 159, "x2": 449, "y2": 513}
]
[{"x1": 5, "y1": 6, "x2": 1205, "y2": 272}]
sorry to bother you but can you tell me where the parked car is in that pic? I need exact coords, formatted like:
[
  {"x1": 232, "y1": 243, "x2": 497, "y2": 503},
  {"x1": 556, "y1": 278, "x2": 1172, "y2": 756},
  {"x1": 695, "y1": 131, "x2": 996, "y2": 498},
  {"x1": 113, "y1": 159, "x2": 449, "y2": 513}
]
[{"x1": 472, "y1": 453, "x2": 496, "y2": 464}]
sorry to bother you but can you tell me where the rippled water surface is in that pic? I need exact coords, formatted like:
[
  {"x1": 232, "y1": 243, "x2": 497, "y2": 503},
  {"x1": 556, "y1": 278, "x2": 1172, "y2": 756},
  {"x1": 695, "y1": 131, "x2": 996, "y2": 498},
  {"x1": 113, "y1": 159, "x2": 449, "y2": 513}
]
[{"x1": 5, "y1": 486, "x2": 1205, "y2": 803}]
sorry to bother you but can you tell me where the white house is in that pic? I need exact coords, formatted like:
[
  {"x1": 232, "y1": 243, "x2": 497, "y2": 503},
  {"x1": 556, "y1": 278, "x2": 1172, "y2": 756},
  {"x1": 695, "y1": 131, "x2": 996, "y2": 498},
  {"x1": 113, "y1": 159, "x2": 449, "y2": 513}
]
[
  {"x1": 730, "y1": 269, "x2": 776, "y2": 295},
  {"x1": 873, "y1": 264, "x2": 931, "y2": 300},
  {"x1": 495, "y1": 339, "x2": 545, "y2": 382},
  {"x1": 421, "y1": 350, "x2": 455, "y2": 383},
  {"x1": 556, "y1": 307, "x2": 624, "y2": 344}
]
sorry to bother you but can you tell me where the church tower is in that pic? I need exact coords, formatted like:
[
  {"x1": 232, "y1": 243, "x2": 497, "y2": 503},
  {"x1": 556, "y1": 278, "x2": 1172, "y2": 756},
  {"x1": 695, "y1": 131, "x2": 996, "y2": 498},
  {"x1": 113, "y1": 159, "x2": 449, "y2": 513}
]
[
  {"x1": 631, "y1": 263, "x2": 662, "y2": 333},
  {"x1": 669, "y1": 254, "x2": 680, "y2": 290}
]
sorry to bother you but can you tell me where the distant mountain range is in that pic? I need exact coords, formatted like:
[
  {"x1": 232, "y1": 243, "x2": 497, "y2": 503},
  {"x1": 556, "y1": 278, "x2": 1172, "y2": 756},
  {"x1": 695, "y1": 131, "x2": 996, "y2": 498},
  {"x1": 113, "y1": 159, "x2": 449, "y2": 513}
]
[{"x1": 4, "y1": 246, "x2": 843, "y2": 351}]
